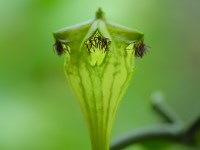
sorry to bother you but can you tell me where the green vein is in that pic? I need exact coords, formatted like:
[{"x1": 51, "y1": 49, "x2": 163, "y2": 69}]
[{"x1": 77, "y1": 67, "x2": 97, "y2": 148}]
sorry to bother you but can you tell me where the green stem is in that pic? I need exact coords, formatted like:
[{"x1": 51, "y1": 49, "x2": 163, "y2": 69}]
[{"x1": 110, "y1": 98, "x2": 200, "y2": 149}]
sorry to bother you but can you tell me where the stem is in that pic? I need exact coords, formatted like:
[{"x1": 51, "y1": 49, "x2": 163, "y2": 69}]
[
  {"x1": 152, "y1": 98, "x2": 182, "y2": 125},
  {"x1": 110, "y1": 97, "x2": 200, "y2": 150},
  {"x1": 110, "y1": 125, "x2": 181, "y2": 150},
  {"x1": 183, "y1": 116, "x2": 200, "y2": 145}
]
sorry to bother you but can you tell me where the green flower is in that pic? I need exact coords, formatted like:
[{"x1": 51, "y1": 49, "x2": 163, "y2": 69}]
[{"x1": 53, "y1": 8, "x2": 145, "y2": 150}]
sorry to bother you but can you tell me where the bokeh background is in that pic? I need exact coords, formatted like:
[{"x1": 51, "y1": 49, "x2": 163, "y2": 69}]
[{"x1": 0, "y1": 0, "x2": 200, "y2": 150}]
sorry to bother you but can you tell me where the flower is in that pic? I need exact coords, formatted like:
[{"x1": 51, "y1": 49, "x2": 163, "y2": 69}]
[{"x1": 53, "y1": 8, "x2": 145, "y2": 150}]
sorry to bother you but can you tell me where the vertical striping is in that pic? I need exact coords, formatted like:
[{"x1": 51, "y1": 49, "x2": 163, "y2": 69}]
[
  {"x1": 110, "y1": 51, "x2": 133, "y2": 124},
  {"x1": 77, "y1": 68, "x2": 98, "y2": 148},
  {"x1": 55, "y1": 8, "x2": 145, "y2": 150},
  {"x1": 103, "y1": 62, "x2": 119, "y2": 148},
  {"x1": 87, "y1": 66, "x2": 100, "y2": 149},
  {"x1": 99, "y1": 59, "x2": 112, "y2": 149}
]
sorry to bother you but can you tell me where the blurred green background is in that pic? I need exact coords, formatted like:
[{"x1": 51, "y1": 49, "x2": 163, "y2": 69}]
[{"x1": 0, "y1": 0, "x2": 200, "y2": 150}]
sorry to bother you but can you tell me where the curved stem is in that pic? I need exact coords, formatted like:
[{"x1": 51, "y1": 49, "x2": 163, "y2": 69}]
[
  {"x1": 110, "y1": 98, "x2": 200, "y2": 150},
  {"x1": 110, "y1": 125, "x2": 181, "y2": 150}
]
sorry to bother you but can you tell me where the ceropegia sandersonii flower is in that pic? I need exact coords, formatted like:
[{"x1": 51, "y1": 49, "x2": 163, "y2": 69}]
[{"x1": 53, "y1": 8, "x2": 146, "y2": 150}]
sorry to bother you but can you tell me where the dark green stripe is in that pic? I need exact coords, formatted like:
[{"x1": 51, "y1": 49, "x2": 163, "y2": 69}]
[{"x1": 77, "y1": 68, "x2": 97, "y2": 147}]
